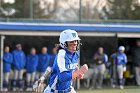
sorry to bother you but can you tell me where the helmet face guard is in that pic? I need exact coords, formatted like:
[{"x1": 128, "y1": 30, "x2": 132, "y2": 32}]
[{"x1": 63, "y1": 40, "x2": 81, "y2": 51}]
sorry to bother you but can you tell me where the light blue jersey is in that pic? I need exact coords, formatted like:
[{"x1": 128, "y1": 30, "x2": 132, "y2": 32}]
[
  {"x1": 49, "y1": 49, "x2": 79, "y2": 90},
  {"x1": 111, "y1": 52, "x2": 127, "y2": 65},
  {"x1": 116, "y1": 53, "x2": 127, "y2": 65}
]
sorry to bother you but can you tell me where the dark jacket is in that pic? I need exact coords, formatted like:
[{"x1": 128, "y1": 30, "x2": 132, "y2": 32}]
[
  {"x1": 94, "y1": 53, "x2": 108, "y2": 65},
  {"x1": 133, "y1": 47, "x2": 140, "y2": 67}
]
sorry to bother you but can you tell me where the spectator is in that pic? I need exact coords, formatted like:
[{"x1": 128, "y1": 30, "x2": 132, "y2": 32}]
[
  {"x1": 12, "y1": 43, "x2": 26, "y2": 91},
  {"x1": 26, "y1": 48, "x2": 38, "y2": 91},
  {"x1": 48, "y1": 47, "x2": 58, "y2": 69},
  {"x1": 110, "y1": 46, "x2": 127, "y2": 89},
  {"x1": 90, "y1": 47, "x2": 108, "y2": 89},
  {"x1": 3, "y1": 46, "x2": 13, "y2": 92},
  {"x1": 132, "y1": 40, "x2": 140, "y2": 86},
  {"x1": 36, "y1": 47, "x2": 50, "y2": 80}
]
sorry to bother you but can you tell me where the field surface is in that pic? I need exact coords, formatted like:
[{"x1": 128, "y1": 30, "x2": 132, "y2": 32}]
[
  {"x1": 3, "y1": 86, "x2": 140, "y2": 93},
  {"x1": 77, "y1": 86, "x2": 140, "y2": 93}
]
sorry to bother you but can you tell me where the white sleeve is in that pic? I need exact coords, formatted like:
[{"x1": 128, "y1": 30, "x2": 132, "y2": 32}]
[
  {"x1": 57, "y1": 49, "x2": 67, "y2": 73},
  {"x1": 104, "y1": 54, "x2": 108, "y2": 62},
  {"x1": 124, "y1": 54, "x2": 127, "y2": 63}
]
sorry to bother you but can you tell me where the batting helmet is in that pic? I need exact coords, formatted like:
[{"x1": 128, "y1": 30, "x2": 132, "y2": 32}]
[{"x1": 59, "y1": 29, "x2": 80, "y2": 49}]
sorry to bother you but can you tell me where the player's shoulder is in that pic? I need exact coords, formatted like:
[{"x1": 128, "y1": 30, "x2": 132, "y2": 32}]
[
  {"x1": 111, "y1": 52, "x2": 117, "y2": 57},
  {"x1": 75, "y1": 51, "x2": 80, "y2": 57},
  {"x1": 58, "y1": 49, "x2": 65, "y2": 52},
  {"x1": 12, "y1": 49, "x2": 16, "y2": 53},
  {"x1": 122, "y1": 53, "x2": 127, "y2": 56},
  {"x1": 103, "y1": 53, "x2": 108, "y2": 56},
  {"x1": 58, "y1": 49, "x2": 66, "y2": 56}
]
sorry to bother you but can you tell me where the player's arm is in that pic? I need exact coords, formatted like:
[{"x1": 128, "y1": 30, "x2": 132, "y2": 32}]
[
  {"x1": 40, "y1": 66, "x2": 52, "y2": 80},
  {"x1": 124, "y1": 54, "x2": 127, "y2": 64},
  {"x1": 58, "y1": 64, "x2": 88, "y2": 82},
  {"x1": 58, "y1": 50, "x2": 88, "y2": 81},
  {"x1": 123, "y1": 54, "x2": 127, "y2": 72},
  {"x1": 56, "y1": 49, "x2": 72, "y2": 82},
  {"x1": 33, "y1": 66, "x2": 52, "y2": 92},
  {"x1": 103, "y1": 54, "x2": 108, "y2": 64}
]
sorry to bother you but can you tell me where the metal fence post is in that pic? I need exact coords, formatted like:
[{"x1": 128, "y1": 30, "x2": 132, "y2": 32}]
[
  {"x1": 0, "y1": 35, "x2": 5, "y2": 91},
  {"x1": 79, "y1": 0, "x2": 82, "y2": 23},
  {"x1": 29, "y1": 0, "x2": 33, "y2": 19}
]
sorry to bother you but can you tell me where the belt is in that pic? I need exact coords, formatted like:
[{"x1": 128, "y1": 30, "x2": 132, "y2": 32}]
[{"x1": 51, "y1": 88, "x2": 71, "y2": 93}]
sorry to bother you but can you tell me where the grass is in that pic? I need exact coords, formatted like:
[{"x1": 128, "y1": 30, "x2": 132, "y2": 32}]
[
  {"x1": 77, "y1": 86, "x2": 140, "y2": 93},
  {"x1": 4, "y1": 86, "x2": 140, "y2": 93}
]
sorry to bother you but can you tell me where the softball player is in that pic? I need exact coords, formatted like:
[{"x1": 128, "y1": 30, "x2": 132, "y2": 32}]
[
  {"x1": 3, "y1": 46, "x2": 13, "y2": 92},
  {"x1": 36, "y1": 47, "x2": 50, "y2": 80},
  {"x1": 26, "y1": 48, "x2": 38, "y2": 91},
  {"x1": 111, "y1": 46, "x2": 127, "y2": 89},
  {"x1": 91, "y1": 47, "x2": 108, "y2": 89},
  {"x1": 33, "y1": 29, "x2": 88, "y2": 93},
  {"x1": 12, "y1": 44, "x2": 26, "y2": 91},
  {"x1": 133, "y1": 40, "x2": 140, "y2": 86},
  {"x1": 48, "y1": 47, "x2": 58, "y2": 68}
]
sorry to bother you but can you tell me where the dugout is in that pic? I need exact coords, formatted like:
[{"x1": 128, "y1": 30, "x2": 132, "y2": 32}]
[{"x1": 0, "y1": 22, "x2": 140, "y2": 90}]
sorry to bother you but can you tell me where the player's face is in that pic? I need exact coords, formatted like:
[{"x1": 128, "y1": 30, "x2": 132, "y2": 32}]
[
  {"x1": 41, "y1": 47, "x2": 47, "y2": 54},
  {"x1": 119, "y1": 50, "x2": 124, "y2": 53},
  {"x1": 31, "y1": 48, "x2": 36, "y2": 55},
  {"x1": 52, "y1": 47, "x2": 57, "y2": 54},
  {"x1": 5, "y1": 47, "x2": 10, "y2": 52},
  {"x1": 67, "y1": 40, "x2": 78, "y2": 53},
  {"x1": 16, "y1": 44, "x2": 22, "y2": 50},
  {"x1": 137, "y1": 41, "x2": 140, "y2": 47},
  {"x1": 98, "y1": 47, "x2": 103, "y2": 54}
]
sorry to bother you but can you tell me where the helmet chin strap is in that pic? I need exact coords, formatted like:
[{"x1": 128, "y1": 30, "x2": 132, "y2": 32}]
[{"x1": 60, "y1": 40, "x2": 81, "y2": 51}]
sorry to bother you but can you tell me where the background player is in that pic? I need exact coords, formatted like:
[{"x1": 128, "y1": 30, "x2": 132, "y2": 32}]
[
  {"x1": 32, "y1": 46, "x2": 58, "y2": 92},
  {"x1": 111, "y1": 46, "x2": 127, "y2": 89},
  {"x1": 26, "y1": 48, "x2": 38, "y2": 91},
  {"x1": 3, "y1": 46, "x2": 13, "y2": 92},
  {"x1": 12, "y1": 43, "x2": 26, "y2": 91},
  {"x1": 36, "y1": 47, "x2": 50, "y2": 80},
  {"x1": 90, "y1": 47, "x2": 108, "y2": 89},
  {"x1": 48, "y1": 46, "x2": 58, "y2": 70},
  {"x1": 33, "y1": 29, "x2": 88, "y2": 93},
  {"x1": 132, "y1": 40, "x2": 140, "y2": 86}
]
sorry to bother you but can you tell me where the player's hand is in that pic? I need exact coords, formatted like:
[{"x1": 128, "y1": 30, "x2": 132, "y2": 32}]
[
  {"x1": 79, "y1": 64, "x2": 88, "y2": 74},
  {"x1": 75, "y1": 66, "x2": 84, "y2": 79},
  {"x1": 98, "y1": 60, "x2": 102, "y2": 64},
  {"x1": 33, "y1": 78, "x2": 44, "y2": 92},
  {"x1": 123, "y1": 66, "x2": 126, "y2": 72},
  {"x1": 72, "y1": 64, "x2": 88, "y2": 80},
  {"x1": 77, "y1": 74, "x2": 84, "y2": 79}
]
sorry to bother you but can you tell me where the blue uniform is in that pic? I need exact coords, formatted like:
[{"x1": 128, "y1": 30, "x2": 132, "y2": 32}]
[
  {"x1": 48, "y1": 54, "x2": 57, "y2": 68},
  {"x1": 37, "y1": 53, "x2": 50, "y2": 72},
  {"x1": 115, "y1": 53, "x2": 127, "y2": 65},
  {"x1": 111, "y1": 52, "x2": 127, "y2": 87},
  {"x1": 102, "y1": 54, "x2": 108, "y2": 64},
  {"x1": 12, "y1": 50, "x2": 26, "y2": 70},
  {"x1": 26, "y1": 54, "x2": 38, "y2": 73},
  {"x1": 3, "y1": 52, "x2": 13, "y2": 72},
  {"x1": 49, "y1": 49, "x2": 79, "y2": 90}
]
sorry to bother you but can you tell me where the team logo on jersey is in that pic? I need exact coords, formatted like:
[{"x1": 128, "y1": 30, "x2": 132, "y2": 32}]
[
  {"x1": 72, "y1": 33, "x2": 76, "y2": 37},
  {"x1": 69, "y1": 63, "x2": 78, "y2": 69}
]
